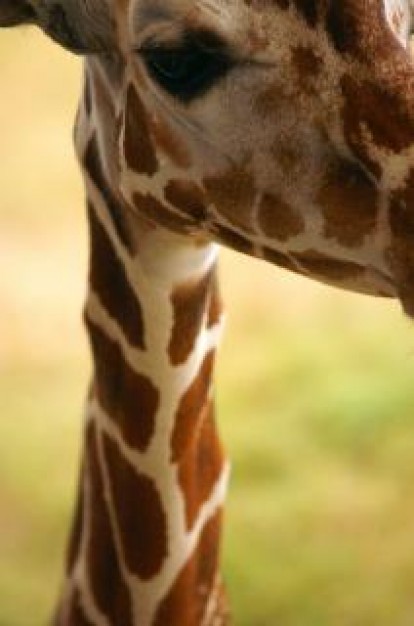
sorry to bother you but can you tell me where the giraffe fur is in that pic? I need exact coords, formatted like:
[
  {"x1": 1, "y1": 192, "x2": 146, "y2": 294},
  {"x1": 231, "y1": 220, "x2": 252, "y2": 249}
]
[{"x1": 2, "y1": 0, "x2": 414, "y2": 624}]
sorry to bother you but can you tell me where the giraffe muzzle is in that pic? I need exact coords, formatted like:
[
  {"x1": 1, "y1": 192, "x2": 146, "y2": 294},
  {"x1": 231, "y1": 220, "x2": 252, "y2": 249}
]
[
  {"x1": 0, "y1": 0, "x2": 36, "y2": 27},
  {"x1": 0, "y1": 0, "x2": 108, "y2": 54},
  {"x1": 0, "y1": 0, "x2": 83, "y2": 51},
  {"x1": 39, "y1": 3, "x2": 90, "y2": 54}
]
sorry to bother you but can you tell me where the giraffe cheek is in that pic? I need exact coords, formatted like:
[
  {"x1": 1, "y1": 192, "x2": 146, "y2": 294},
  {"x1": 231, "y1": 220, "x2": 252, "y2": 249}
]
[
  {"x1": 317, "y1": 158, "x2": 379, "y2": 249},
  {"x1": 203, "y1": 163, "x2": 256, "y2": 234},
  {"x1": 149, "y1": 115, "x2": 193, "y2": 170}
]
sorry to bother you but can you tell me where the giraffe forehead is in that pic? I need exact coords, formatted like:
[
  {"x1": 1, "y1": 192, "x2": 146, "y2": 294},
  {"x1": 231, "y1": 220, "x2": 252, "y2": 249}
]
[
  {"x1": 121, "y1": 0, "x2": 257, "y2": 54},
  {"x1": 119, "y1": 0, "x2": 413, "y2": 70},
  {"x1": 34, "y1": 0, "x2": 413, "y2": 60}
]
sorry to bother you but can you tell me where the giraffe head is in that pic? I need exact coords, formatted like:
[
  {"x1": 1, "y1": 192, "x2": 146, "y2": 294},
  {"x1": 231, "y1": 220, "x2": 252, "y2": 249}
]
[{"x1": 4, "y1": 0, "x2": 414, "y2": 313}]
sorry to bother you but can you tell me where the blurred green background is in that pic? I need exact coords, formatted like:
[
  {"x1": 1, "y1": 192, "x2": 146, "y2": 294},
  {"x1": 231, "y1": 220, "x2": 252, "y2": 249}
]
[{"x1": 2, "y1": 29, "x2": 414, "y2": 626}]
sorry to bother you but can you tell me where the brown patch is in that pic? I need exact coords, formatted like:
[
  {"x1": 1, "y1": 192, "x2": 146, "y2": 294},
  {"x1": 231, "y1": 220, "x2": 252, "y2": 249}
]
[
  {"x1": 65, "y1": 467, "x2": 84, "y2": 574},
  {"x1": 262, "y1": 246, "x2": 300, "y2": 273},
  {"x1": 326, "y1": 0, "x2": 360, "y2": 53},
  {"x1": 165, "y1": 179, "x2": 208, "y2": 222},
  {"x1": 317, "y1": 158, "x2": 379, "y2": 248},
  {"x1": 212, "y1": 223, "x2": 254, "y2": 256},
  {"x1": 171, "y1": 350, "x2": 215, "y2": 463},
  {"x1": 133, "y1": 190, "x2": 196, "y2": 234},
  {"x1": 207, "y1": 270, "x2": 222, "y2": 328},
  {"x1": 258, "y1": 192, "x2": 304, "y2": 242},
  {"x1": 388, "y1": 169, "x2": 414, "y2": 316},
  {"x1": 293, "y1": 0, "x2": 318, "y2": 27},
  {"x1": 177, "y1": 400, "x2": 225, "y2": 529},
  {"x1": 150, "y1": 115, "x2": 192, "y2": 169},
  {"x1": 342, "y1": 75, "x2": 414, "y2": 165},
  {"x1": 291, "y1": 45, "x2": 323, "y2": 93},
  {"x1": 325, "y1": 0, "x2": 399, "y2": 60},
  {"x1": 65, "y1": 589, "x2": 94, "y2": 626},
  {"x1": 294, "y1": 249, "x2": 365, "y2": 282},
  {"x1": 88, "y1": 201, "x2": 145, "y2": 349},
  {"x1": 103, "y1": 433, "x2": 168, "y2": 579},
  {"x1": 124, "y1": 84, "x2": 158, "y2": 175},
  {"x1": 86, "y1": 422, "x2": 134, "y2": 626},
  {"x1": 169, "y1": 270, "x2": 215, "y2": 366},
  {"x1": 85, "y1": 318, "x2": 159, "y2": 452},
  {"x1": 154, "y1": 510, "x2": 223, "y2": 626},
  {"x1": 203, "y1": 163, "x2": 256, "y2": 232},
  {"x1": 255, "y1": 84, "x2": 287, "y2": 118},
  {"x1": 247, "y1": 20, "x2": 269, "y2": 53},
  {"x1": 273, "y1": 0, "x2": 289, "y2": 8},
  {"x1": 270, "y1": 142, "x2": 306, "y2": 177},
  {"x1": 84, "y1": 134, "x2": 134, "y2": 253}
]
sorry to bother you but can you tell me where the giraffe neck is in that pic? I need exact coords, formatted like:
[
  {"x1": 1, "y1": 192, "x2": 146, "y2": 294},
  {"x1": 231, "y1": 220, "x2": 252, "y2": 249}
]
[{"x1": 55, "y1": 62, "x2": 230, "y2": 626}]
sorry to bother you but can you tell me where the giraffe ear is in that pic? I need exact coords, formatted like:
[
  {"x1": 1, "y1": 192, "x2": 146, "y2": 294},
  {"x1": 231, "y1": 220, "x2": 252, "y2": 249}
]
[{"x1": 0, "y1": 1, "x2": 36, "y2": 27}]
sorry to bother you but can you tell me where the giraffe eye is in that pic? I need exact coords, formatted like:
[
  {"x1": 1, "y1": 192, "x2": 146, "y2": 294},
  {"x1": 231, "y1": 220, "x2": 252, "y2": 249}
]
[{"x1": 139, "y1": 30, "x2": 235, "y2": 102}]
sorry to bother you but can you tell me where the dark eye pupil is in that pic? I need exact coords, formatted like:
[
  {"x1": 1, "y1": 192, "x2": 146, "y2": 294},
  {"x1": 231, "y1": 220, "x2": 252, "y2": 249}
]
[
  {"x1": 147, "y1": 49, "x2": 195, "y2": 81},
  {"x1": 140, "y1": 31, "x2": 234, "y2": 102}
]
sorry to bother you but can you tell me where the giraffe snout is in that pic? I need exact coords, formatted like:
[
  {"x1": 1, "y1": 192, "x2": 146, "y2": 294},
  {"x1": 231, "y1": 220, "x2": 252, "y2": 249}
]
[
  {"x1": 0, "y1": 0, "x2": 36, "y2": 27},
  {"x1": 0, "y1": 0, "x2": 86, "y2": 51},
  {"x1": 34, "y1": 2, "x2": 92, "y2": 54},
  {"x1": 1, "y1": 0, "x2": 114, "y2": 55}
]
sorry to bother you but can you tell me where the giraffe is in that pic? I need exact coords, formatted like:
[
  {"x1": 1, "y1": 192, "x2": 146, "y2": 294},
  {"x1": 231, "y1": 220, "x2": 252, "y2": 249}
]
[{"x1": 2, "y1": 0, "x2": 414, "y2": 623}]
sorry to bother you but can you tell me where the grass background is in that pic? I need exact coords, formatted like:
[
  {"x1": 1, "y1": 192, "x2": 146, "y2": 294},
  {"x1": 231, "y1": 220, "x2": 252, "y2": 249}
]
[{"x1": 2, "y1": 29, "x2": 414, "y2": 626}]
